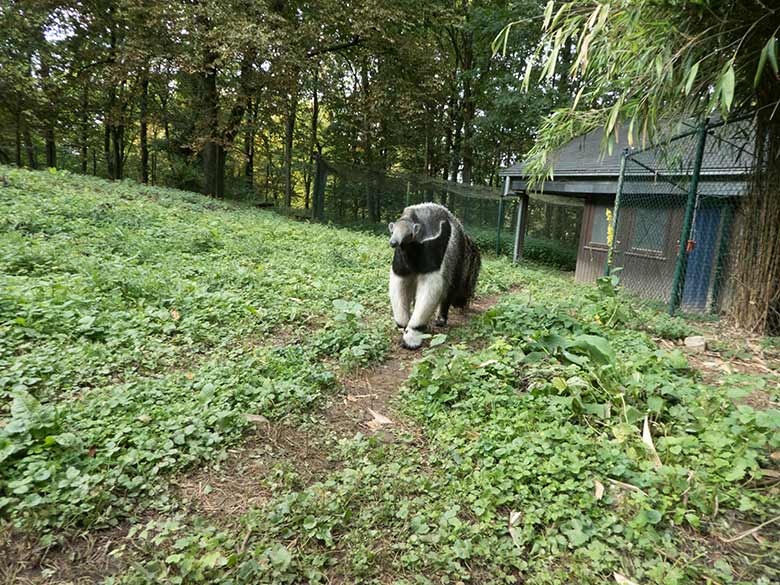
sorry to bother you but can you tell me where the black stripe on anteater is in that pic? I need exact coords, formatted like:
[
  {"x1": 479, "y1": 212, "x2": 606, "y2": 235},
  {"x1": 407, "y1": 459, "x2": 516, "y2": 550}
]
[{"x1": 392, "y1": 219, "x2": 451, "y2": 276}]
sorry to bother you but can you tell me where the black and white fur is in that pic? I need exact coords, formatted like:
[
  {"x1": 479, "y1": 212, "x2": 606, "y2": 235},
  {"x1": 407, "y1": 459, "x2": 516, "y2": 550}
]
[{"x1": 388, "y1": 203, "x2": 481, "y2": 349}]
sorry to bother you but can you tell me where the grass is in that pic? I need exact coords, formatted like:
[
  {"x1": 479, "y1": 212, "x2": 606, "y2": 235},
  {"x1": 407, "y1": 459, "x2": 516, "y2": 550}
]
[
  {"x1": 0, "y1": 166, "x2": 518, "y2": 536},
  {"x1": 2, "y1": 166, "x2": 779, "y2": 584}
]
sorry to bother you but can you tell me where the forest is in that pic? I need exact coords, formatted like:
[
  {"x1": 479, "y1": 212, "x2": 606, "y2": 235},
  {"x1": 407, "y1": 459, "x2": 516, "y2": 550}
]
[{"x1": 0, "y1": 0, "x2": 558, "y2": 203}]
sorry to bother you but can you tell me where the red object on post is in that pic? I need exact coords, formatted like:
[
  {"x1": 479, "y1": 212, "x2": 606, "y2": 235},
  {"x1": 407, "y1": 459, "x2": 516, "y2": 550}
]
[{"x1": 686, "y1": 240, "x2": 696, "y2": 252}]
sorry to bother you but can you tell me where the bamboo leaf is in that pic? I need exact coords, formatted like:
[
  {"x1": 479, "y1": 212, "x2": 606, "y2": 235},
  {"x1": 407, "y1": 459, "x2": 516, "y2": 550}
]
[
  {"x1": 627, "y1": 114, "x2": 636, "y2": 147},
  {"x1": 755, "y1": 41, "x2": 769, "y2": 87},
  {"x1": 572, "y1": 85, "x2": 585, "y2": 110},
  {"x1": 491, "y1": 24, "x2": 511, "y2": 56},
  {"x1": 721, "y1": 62, "x2": 735, "y2": 112},
  {"x1": 684, "y1": 61, "x2": 699, "y2": 95},
  {"x1": 546, "y1": 31, "x2": 563, "y2": 80},
  {"x1": 768, "y1": 36, "x2": 778, "y2": 75},
  {"x1": 522, "y1": 58, "x2": 534, "y2": 91},
  {"x1": 586, "y1": 4, "x2": 601, "y2": 30},
  {"x1": 606, "y1": 99, "x2": 621, "y2": 136},
  {"x1": 576, "y1": 33, "x2": 592, "y2": 73},
  {"x1": 550, "y1": 2, "x2": 570, "y2": 30},
  {"x1": 542, "y1": 0, "x2": 554, "y2": 31}
]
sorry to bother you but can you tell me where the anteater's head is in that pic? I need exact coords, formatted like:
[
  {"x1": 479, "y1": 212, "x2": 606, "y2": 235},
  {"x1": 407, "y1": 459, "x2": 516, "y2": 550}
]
[{"x1": 388, "y1": 218, "x2": 420, "y2": 248}]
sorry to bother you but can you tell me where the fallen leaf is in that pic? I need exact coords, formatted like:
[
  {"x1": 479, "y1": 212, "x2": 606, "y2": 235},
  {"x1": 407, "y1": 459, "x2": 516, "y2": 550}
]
[
  {"x1": 508, "y1": 511, "x2": 522, "y2": 548},
  {"x1": 770, "y1": 451, "x2": 780, "y2": 462},
  {"x1": 245, "y1": 414, "x2": 269, "y2": 424},
  {"x1": 346, "y1": 394, "x2": 358, "y2": 402},
  {"x1": 594, "y1": 479, "x2": 605, "y2": 500},
  {"x1": 171, "y1": 308, "x2": 180, "y2": 321},
  {"x1": 185, "y1": 372, "x2": 194, "y2": 380},
  {"x1": 760, "y1": 468, "x2": 780, "y2": 479},
  {"x1": 366, "y1": 408, "x2": 393, "y2": 430},
  {"x1": 477, "y1": 359, "x2": 499, "y2": 368},
  {"x1": 642, "y1": 415, "x2": 662, "y2": 468},
  {"x1": 614, "y1": 573, "x2": 640, "y2": 585},
  {"x1": 87, "y1": 446, "x2": 97, "y2": 458}
]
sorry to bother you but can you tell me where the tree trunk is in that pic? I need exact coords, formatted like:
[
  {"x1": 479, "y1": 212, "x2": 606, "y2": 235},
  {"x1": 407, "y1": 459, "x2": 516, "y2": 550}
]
[
  {"x1": 202, "y1": 44, "x2": 222, "y2": 197},
  {"x1": 14, "y1": 111, "x2": 22, "y2": 167},
  {"x1": 728, "y1": 107, "x2": 780, "y2": 334},
  {"x1": 284, "y1": 81, "x2": 299, "y2": 207},
  {"x1": 449, "y1": 107, "x2": 463, "y2": 182},
  {"x1": 140, "y1": 72, "x2": 149, "y2": 184},
  {"x1": 112, "y1": 122, "x2": 124, "y2": 179},
  {"x1": 104, "y1": 120, "x2": 113, "y2": 178},
  {"x1": 80, "y1": 85, "x2": 89, "y2": 173},
  {"x1": 22, "y1": 117, "x2": 38, "y2": 169},
  {"x1": 461, "y1": 32, "x2": 474, "y2": 185},
  {"x1": 305, "y1": 63, "x2": 320, "y2": 210},
  {"x1": 244, "y1": 98, "x2": 257, "y2": 192},
  {"x1": 38, "y1": 28, "x2": 56, "y2": 169}
]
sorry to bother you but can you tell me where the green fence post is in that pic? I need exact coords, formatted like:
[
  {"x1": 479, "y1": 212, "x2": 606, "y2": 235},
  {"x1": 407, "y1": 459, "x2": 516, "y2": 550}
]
[
  {"x1": 605, "y1": 150, "x2": 628, "y2": 276},
  {"x1": 496, "y1": 176, "x2": 510, "y2": 255},
  {"x1": 668, "y1": 121, "x2": 708, "y2": 315},
  {"x1": 496, "y1": 196, "x2": 505, "y2": 255}
]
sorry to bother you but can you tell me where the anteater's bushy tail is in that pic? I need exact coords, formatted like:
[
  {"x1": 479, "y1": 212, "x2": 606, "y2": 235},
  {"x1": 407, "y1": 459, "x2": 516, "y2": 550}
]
[{"x1": 452, "y1": 234, "x2": 481, "y2": 308}]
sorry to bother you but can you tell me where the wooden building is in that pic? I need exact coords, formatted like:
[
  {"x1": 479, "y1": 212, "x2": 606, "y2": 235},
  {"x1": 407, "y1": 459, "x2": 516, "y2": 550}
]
[{"x1": 500, "y1": 124, "x2": 753, "y2": 313}]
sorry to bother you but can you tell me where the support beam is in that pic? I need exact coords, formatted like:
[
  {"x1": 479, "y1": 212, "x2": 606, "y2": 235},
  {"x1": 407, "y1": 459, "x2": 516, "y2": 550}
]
[
  {"x1": 513, "y1": 193, "x2": 529, "y2": 264},
  {"x1": 604, "y1": 150, "x2": 628, "y2": 276},
  {"x1": 496, "y1": 176, "x2": 510, "y2": 256}
]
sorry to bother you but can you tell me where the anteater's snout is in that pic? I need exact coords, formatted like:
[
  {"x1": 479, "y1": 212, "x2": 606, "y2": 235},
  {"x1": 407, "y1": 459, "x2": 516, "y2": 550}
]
[{"x1": 389, "y1": 239, "x2": 399, "y2": 248}]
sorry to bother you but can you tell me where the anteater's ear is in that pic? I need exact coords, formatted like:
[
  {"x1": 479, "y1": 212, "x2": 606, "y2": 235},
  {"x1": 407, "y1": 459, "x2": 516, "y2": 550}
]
[
  {"x1": 417, "y1": 219, "x2": 445, "y2": 243},
  {"x1": 412, "y1": 223, "x2": 422, "y2": 239},
  {"x1": 388, "y1": 222, "x2": 395, "y2": 233}
]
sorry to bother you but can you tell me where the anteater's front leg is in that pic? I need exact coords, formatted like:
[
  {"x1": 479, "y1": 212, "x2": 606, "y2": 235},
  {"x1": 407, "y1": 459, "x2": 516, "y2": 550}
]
[
  {"x1": 389, "y1": 270, "x2": 415, "y2": 329},
  {"x1": 403, "y1": 272, "x2": 443, "y2": 349}
]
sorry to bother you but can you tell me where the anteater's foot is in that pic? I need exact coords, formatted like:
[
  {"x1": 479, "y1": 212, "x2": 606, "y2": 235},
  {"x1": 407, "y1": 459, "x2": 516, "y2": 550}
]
[
  {"x1": 433, "y1": 318, "x2": 448, "y2": 328},
  {"x1": 401, "y1": 327, "x2": 424, "y2": 350}
]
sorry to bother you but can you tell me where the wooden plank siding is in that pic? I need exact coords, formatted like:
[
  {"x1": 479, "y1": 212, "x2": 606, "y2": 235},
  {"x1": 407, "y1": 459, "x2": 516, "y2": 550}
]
[{"x1": 575, "y1": 201, "x2": 609, "y2": 283}]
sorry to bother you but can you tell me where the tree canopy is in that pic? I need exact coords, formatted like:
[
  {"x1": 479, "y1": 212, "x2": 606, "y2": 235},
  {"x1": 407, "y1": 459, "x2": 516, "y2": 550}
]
[
  {"x1": 502, "y1": 0, "x2": 779, "y2": 182},
  {"x1": 0, "y1": 0, "x2": 564, "y2": 200}
]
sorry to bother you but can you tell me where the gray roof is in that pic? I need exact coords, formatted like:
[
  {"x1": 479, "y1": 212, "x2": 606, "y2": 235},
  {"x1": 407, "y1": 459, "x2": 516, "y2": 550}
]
[{"x1": 501, "y1": 121, "x2": 755, "y2": 184}]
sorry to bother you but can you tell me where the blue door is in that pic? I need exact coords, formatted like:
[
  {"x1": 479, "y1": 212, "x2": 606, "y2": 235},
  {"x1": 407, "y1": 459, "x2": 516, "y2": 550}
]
[{"x1": 682, "y1": 207, "x2": 721, "y2": 311}]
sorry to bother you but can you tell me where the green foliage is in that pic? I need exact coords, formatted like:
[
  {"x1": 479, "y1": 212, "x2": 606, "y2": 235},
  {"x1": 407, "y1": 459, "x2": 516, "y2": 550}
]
[
  {"x1": 504, "y1": 1, "x2": 780, "y2": 185},
  {"x1": 116, "y1": 254, "x2": 778, "y2": 585},
  {"x1": 0, "y1": 166, "x2": 520, "y2": 533}
]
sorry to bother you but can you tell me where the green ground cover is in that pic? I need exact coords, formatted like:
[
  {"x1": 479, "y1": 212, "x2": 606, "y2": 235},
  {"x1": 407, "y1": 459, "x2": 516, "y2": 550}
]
[{"x1": 1, "y1": 167, "x2": 778, "y2": 584}]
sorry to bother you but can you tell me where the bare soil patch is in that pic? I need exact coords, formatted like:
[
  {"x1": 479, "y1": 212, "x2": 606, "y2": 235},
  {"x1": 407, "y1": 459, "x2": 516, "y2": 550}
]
[
  {"x1": 326, "y1": 291, "x2": 513, "y2": 442},
  {"x1": 1, "y1": 524, "x2": 133, "y2": 585}
]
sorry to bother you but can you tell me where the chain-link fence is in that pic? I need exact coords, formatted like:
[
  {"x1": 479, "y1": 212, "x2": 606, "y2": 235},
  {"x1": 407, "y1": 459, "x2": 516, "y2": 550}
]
[
  {"x1": 308, "y1": 158, "x2": 514, "y2": 254},
  {"x1": 607, "y1": 116, "x2": 755, "y2": 315},
  {"x1": 305, "y1": 158, "x2": 583, "y2": 268}
]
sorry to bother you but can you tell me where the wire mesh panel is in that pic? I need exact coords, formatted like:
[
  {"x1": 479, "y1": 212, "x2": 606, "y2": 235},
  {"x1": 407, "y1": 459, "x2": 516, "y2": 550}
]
[
  {"x1": 315, "y1": 159, "x2": 512, "y2": 254},
  {"x1": 609, "y1": 118, "x2": 755, "y2": 314}
]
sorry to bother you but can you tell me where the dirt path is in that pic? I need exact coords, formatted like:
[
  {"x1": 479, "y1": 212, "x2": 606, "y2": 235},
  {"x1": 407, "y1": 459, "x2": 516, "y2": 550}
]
[
  {"x1": 2, "y1": 292, "x2": 511, "y2": 585},
  {"x1": 326, "y1": 293, "x2": 506, "y2": 442}
]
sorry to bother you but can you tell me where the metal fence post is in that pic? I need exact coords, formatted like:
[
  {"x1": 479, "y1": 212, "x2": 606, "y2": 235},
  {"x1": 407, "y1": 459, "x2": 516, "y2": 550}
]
[
  {"x1": 668, "y1": 121, "x2": 708, "y2": 315},
  {"x1": 513, "y1": 193, "x2": 529, "y2": 264},
  {"x1": 496, "y1": 176, "x2": 510, "y2": 255},
  {"x1": 605, "y1": 150, "x2": 628, "y2": 276}
]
